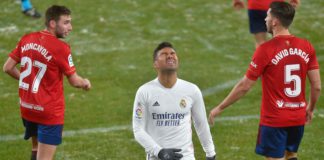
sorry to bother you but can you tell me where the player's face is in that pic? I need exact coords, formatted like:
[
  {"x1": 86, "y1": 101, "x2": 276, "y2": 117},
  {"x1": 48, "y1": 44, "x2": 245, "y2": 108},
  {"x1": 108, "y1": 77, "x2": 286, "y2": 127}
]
[
  {"x1": 55, "y1": 15, "x2": 72, "y2": 38},
  {"x1": 154, "y1": 47, "x2": 178, "y2": 73},
  {"x1": 265, "y1": 9, "x2": 273, "y2": 34}
]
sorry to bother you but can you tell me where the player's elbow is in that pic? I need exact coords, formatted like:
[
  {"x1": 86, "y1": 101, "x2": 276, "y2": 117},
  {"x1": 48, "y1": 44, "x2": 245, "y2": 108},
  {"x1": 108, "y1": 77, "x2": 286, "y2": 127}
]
[
  {"x1": 239, "y1": 81, "x2": 253, "y2": 93},
  {"x1": 311, "y1": 81, "x2": 321, "y2": 93},
  {"x1": 313, "y1": 84, "x2": 321, "y2": 93},
  {"x1": 133, "y1": 129, "x2": 142, "y2": 142},
  {"x1": 3, "y1": 65, "x2": 11, "y2": 74},
  {"x1": 241, "y1": 85, "x2": 251, "y2": 93},
  {"x1": 239, "y1": 76, "x2": 255, "y2": 93}
]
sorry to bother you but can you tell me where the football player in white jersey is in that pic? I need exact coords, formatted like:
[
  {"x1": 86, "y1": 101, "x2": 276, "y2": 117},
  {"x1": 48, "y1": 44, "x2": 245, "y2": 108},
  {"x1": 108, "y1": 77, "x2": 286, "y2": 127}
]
[{"x1": 132, "y1": 42, "x2": 216, "y2": 160}]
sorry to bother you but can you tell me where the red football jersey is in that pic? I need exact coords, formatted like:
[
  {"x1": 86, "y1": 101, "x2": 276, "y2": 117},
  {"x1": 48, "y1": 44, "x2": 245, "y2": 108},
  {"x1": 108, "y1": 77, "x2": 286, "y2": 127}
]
[
  {"x1": 9, "y1": 30, "x2": 76, "y2": 125},
  {"x1": 246, "y1": 35, "x2": 319, "y2": 127},
  {"x1": 248, "y1": 0, "x2": 284, "y2": 10}
]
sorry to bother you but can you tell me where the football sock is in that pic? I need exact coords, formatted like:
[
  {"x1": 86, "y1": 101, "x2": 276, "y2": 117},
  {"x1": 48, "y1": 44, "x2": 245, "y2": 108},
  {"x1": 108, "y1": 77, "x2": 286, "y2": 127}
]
[
  {"x1": 287, "y1": 158, "x2": 297, "y2": 160},
  {"x1": 21, "y1": 0, "x2": 33, "y2": 11},
  {"x1": 31, "y1": 151, "x2": 37, "y2": 160}
]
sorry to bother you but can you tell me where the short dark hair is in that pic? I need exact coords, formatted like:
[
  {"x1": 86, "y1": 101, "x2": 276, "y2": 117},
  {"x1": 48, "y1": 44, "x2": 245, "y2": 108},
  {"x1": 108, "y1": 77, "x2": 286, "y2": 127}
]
[
  {"x1": 45, "y1": 5, "x2": 71, "y2": 27},
  {"x1": 270, "y1": 1, "x2": 295, "y2": 28},
  {"x1": 153, "y1": 42, "x2": 175, "y2": 61}
]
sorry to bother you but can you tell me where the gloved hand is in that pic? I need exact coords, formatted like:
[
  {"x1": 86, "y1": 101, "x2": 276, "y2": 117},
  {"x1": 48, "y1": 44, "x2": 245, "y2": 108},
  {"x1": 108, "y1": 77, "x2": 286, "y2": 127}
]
[
  {"x1": 158, "y1": 148, "x2": 183, "y2": 160},
  {"x1": 206, "y1": 155, "x2": 216, "y2": 160}
]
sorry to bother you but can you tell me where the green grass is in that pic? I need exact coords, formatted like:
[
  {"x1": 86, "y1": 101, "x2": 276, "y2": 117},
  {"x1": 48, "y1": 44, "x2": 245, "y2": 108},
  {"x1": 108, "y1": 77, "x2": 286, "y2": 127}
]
[{"x1": 0, "y1": 0, "x2": 323, "y2": 159}]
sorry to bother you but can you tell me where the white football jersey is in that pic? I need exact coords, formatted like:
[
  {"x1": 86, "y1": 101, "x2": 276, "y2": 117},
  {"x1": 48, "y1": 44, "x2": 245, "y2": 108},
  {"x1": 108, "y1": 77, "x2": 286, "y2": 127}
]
[{"x1": 133, "y1": 78, "x2": 216, "y2": 160}]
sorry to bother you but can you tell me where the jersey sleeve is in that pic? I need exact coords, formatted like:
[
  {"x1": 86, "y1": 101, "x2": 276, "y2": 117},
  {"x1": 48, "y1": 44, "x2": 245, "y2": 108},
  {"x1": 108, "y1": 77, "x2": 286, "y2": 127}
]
[
  {"x1": 191, "y1": 85, "x2": 216, "y2": 157},
  {"x1": 132, "y1": 87, "x2": 162, "y2": 157},
  {"x1": 8, "y1": 39, "x2": 23, "y2": 63},
  {"x1": 245, "y1": 45, "x2": 270, "y2": 81},
  {"x1": 55, "y1": 45, "x2": 76, "y2": 76},
  {"x1": 306, "y1": 42, "x2": 319, "y2": 71}
]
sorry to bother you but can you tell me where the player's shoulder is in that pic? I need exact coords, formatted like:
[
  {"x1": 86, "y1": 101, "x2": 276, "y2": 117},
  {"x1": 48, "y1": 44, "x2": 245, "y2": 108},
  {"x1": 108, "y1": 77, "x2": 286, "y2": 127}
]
[
  {"x1": 177, "y1": 79, "x2": 200, "y2": 91},
  {"x1": 137, "y1": 79, "x2": 159, "y2": 92},
  {"x1": 20, "y1": 31, "x2": 41, "y2": 40},
  {"x1": 295, "y1": 36, "x2": 313, "y2": 47},
  {"x1": 260, "y1": 38, "x2": 277, "y2": 49},
  {"x1": 51, "y1": 37, "x2": 70, "y2": 50},
  {"x1": 38, "y1": 31, "x2": 70, "y2": 49},
  {"x1": 51, "y1": 39, "x2": 71, "y2": 55}
]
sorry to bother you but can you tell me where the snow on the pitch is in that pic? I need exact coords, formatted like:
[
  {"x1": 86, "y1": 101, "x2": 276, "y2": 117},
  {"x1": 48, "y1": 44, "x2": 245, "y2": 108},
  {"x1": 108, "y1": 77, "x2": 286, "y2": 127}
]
[{"x1": 0, "y1": 25, "x2": 19, "y2": 33}]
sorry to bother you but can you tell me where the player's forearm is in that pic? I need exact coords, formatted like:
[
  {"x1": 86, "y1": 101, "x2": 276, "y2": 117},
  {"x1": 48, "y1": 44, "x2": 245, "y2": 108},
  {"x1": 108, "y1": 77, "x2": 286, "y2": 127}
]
[
  {"x1": 71, "y1": 77, "x2": 87, "y2": 88},
  {"x1": 67, "y1": 73, "x2": 91, "y2": 90},
  {"x1": 307, "y1": 69, "x2": 321, "y2": 112},
  {"x1": 3, "y1": 67, "x2": 20, "y2": 80},
  {"x1": 308, "y1": 84, "x2": 321, "y2": 112},
  {"x1": 193, "y1": 117, "x2": 216, "y2": 157},
  {"x1": 3, "y1": 57, "x2": 20, "y2": 80},
  {"x1": 219, "y1": 79, "x2": 251, "y2": 109},
  {"x1": 133, "y1": 127, "x2": 162, "y2": 157}
]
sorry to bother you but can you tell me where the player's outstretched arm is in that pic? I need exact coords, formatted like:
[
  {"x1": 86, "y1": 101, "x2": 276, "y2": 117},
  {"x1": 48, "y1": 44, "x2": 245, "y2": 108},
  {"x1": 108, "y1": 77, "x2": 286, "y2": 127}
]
[
  {"x1": 208, "y1": 76, "x2": 256, "y2": 125},
  {"x1": 67, "y1": 73, "x2": 91, "y2": 90},
  {"x1": 306, "y1": 69, "x2": 321, "y2": 124},
  {"x1": 3, "y1": 57, "x2": 20, "y2": 80}
]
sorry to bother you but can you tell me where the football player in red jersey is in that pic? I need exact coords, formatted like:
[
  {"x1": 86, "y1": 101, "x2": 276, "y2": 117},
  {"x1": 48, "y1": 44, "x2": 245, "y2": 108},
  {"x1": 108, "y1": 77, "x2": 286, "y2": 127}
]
[
  {"x1": 232, "y1": 0, "x2": 300, "y2": 48},
  {"x1": 3, "y1": 5, "x2": 91, "y2": 160},
  {"x1": 209, "y1": 2, "x2": 320, "y2": 160}
]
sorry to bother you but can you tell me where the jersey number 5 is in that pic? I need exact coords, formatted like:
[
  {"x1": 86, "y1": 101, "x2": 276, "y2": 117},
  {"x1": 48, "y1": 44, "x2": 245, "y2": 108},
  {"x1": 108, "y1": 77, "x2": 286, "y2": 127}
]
[
  {"x1": 19, "y1": 56, "x2": 47, "y2": 93},
  {"x1": 284, "y1": 64, "x2": 301, "y2": 97}
]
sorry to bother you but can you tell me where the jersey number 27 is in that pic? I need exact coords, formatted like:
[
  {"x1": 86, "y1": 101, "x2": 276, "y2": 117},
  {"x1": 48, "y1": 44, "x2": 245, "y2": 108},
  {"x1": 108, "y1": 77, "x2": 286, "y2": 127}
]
[{"x1": 19, "y1": 56, "x2": 47, "y2": 93}]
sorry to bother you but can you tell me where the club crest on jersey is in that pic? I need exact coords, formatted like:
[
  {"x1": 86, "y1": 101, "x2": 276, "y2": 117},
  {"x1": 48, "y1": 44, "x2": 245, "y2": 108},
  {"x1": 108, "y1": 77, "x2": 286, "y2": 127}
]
[
  {"x1": 180, "y1": 99, "x2": 186, "y2": 108},
  {"x1": 135, "y1": 103, "x2": 143, "y2": 119},
  {"x1": 68, "y1": 54, "x2": 74, "y2": 67},
  {"x1": 276, "y1": 100, "x2": 284, "y2": 108}
]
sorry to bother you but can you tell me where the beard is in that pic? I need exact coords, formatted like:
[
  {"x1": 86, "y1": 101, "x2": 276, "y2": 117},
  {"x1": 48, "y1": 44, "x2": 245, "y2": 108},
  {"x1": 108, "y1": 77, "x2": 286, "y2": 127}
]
[
  {"x1": 267, "y1": 26, "x2": 273, "y2": 34},
  {"x1": 55, "y1": 31, "x2": 64, "y2": 38},
  {"x1": 55, "y1": 26, "x2": 65, "y2": 38},
  {"x1": 160, "y1": 67, "x2": 177, "y2": 74},
  {"x1": 266, "y1": 20, "x2": 273, "y2": 34}
]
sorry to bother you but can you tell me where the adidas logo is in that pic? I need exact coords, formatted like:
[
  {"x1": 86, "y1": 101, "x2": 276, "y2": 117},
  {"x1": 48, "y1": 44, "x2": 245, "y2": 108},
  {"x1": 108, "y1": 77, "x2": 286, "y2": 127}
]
[{"x1": 152, "y1": 101, "x2": 160, "y2": 106}]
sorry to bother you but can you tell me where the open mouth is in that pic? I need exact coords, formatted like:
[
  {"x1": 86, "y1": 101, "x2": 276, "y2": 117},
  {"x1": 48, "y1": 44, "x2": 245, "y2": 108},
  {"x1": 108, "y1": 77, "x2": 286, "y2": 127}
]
[{"x1": 166, "y1": 59, "x2": 175, "y2": 64}]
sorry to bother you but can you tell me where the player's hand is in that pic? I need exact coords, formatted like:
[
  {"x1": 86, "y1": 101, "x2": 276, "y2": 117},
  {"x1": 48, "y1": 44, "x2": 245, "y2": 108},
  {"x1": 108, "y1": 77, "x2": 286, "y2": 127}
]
[
  {"x1": 305, "y1": 107, "x2": 313, "y2": 125},
  {"x1": 289, "y1": 0, "x2": 300, "y2": 8},
  {"x1": 206, "y1": 155, "x2": 216, "y2": 160},
  {"x1": 232, "y1": 0, "x2": 245, "y2": 10},
  {"x1": 158, "y1": 148, "x2": 183, "y2": 160},
  {"x1": 208, "y1": 107, "x2": 223, "y2": 126},
  {"x1": 83, "y1": 78, "x2": 91, "y2": 91}
]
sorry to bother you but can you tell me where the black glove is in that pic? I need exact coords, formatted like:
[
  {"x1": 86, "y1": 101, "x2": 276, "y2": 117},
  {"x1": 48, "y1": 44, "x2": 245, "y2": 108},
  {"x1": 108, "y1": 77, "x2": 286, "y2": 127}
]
[
  {"x1": 206, "y1": 155, "x2": 216, "y2": 160},
  {"x1": 158, "y1": 148, "x2": 183, "y2": 160}
]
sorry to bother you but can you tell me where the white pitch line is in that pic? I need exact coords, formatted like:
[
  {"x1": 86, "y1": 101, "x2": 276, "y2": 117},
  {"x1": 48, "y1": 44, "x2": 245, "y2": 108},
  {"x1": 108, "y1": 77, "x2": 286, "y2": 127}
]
[
  {"x1": 202, "y1": 78, "x2": 240, "y2": 97},
  {"x1": 0, "y1": 25, "x2": 18, "y2": 33},
  {"x1": 215, "y1": 115, "x2": 259, "y2": 122},
  {"x1": 195, "y1": 35, "x2": 216, "y2": 51}
]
